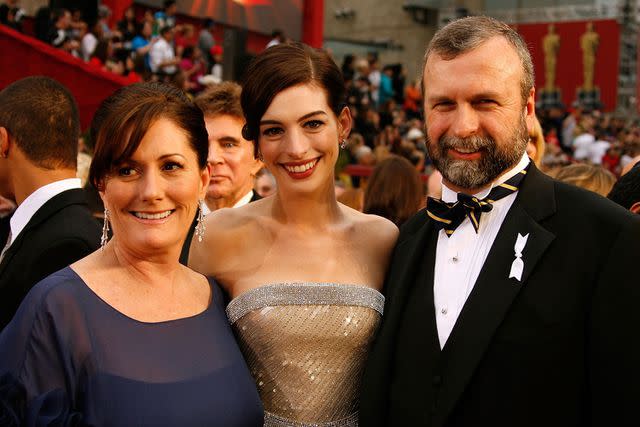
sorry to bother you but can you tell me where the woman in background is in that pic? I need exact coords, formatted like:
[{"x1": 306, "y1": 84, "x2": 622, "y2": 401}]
[
  {"x1": 553, "y1": 163, "x2": 616, "y2": 196},
  {"x1": 189, "y1": 42, "x2": 398, "y2": 426},
  {"x1": 0, "y1": 83, "x2": 262, "y2": 426},
  {"x1": 364, "y1": 155, "x2": 424, "y2": 227}
]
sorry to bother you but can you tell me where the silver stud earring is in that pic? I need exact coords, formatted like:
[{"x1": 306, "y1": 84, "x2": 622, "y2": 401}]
[
  {"x1": 340, "y1": 139, "x2": 347, "y2": 149},
  {"x1": 101, "y1": 208, "x2": 110, "y2": 250},
  {"x1": 195, "y1": 199, "x2": 206, "y2": 242}
]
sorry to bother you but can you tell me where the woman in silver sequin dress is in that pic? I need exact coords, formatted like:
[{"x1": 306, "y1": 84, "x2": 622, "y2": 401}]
[{"x1": 189, "y1": 42, "x2": 398, "y2": 427}]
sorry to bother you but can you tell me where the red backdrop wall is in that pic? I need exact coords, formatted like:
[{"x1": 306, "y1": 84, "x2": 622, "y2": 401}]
[
  {"x1": 515, "y1": 19, "x2": 620, "y2": 111},
  {"x1": 0, "y1": 25, "x2": 128, "y2": 131}
]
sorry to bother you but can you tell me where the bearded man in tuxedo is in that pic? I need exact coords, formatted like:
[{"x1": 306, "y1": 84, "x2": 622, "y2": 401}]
[{"x1": 360, "y1": 16, "x2": 640, "y2": 427}]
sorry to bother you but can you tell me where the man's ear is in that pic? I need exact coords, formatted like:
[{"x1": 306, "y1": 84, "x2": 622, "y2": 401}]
[
  {"x1": 525, "y1": 87, "x2": 536, "y2": 136},
  {"x1": 0, "y1": 127, "x2": 10, "y2": 158},
  {"x1": 630, "y1": 201, "x2": 640, "y2": 214}
]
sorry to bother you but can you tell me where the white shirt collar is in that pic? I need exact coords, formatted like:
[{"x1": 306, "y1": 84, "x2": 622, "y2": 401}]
[
  {"x1": 202, "y1": 190, "x2": 255, "y2": 216},
  {"x1": 8, "y1": 178, "x2": 82, "y2": 247},
  {"x1": 233, "y1": 190, "x2": 254, "y2": 208},
  {"x1": 442, "y1": 153, "x2": 530, "y2": 203}
]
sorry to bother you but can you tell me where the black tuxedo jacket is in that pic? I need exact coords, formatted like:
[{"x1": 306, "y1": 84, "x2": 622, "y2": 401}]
[
  {"x1": 0, "y1": 189, "x2": 101, "y2": 329},
  {"x1": 360, "y1": 165, "x2": 640, "y2": 427}
]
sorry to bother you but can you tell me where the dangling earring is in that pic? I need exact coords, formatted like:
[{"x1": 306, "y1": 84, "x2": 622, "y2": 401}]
[
  {"x1": 340, "y1": 139, "x2": 347, "y2": 149},
  {"x1": 256, "y1": 148, "x2": 264, "y2": 162},
  {"x1": 195, "y1": 199, "x2": 206, "y2": 242},
  {"x1": 101, "y1": 208, "x2": 110, "y2": 250}
]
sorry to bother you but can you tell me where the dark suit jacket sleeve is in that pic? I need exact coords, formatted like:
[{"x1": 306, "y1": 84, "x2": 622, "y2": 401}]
[
  {"x1": 589, "y1": 216, "x2": 640, "y2": 424},
  {"x1": 359, "y1": 213, "x2": 428, "y2": 427},
  {"x1": 27, "y1": 238, "x2": 96, "y2": 287}
]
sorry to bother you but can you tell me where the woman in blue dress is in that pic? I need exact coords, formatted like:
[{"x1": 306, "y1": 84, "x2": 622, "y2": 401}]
[{"x1": 0, "y1": 82, "x2": 263, "y2": 426}]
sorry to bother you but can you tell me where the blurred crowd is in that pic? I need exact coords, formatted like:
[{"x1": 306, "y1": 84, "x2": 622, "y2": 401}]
[
  {"x1": 2, "y1": 0, "x2": 639, "y2": 227},
  {"x1": 2, "y1": 0, "x2": 225, "y2": 92}
]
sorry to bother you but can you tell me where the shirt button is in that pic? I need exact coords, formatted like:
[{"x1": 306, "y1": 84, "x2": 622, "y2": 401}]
[
  {"x1": 440, "y1": 307, "x2": 448, "y2": 315},
  {"x1": 452, "y1": 256, "x2": 459, "y2": 263}
]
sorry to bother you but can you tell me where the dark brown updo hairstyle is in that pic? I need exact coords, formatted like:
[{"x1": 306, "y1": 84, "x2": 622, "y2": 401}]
[
  {"x1": 240, "y1": 42, "x2": 346, "y2": 155},
  {"x1": 89, "y1": 82, "x2": 209, "y2": 190}
]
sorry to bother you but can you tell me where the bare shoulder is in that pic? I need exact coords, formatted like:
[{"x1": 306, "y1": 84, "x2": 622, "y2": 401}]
[
  {"x1": 188, "y1": 201, "x2": 267, "y2": 275},
  {"x1": 342, "y1": 204, "x2": 399, "y2": 253}
]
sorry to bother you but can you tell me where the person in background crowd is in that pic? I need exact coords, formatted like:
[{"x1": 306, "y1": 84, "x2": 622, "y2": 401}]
[
  {"x1": 0, "y1": 76, "x2": 100, "y2": 330},
  {"x1": 621, "y1": 154, "x2": 640, "y2": 175},
  {"x1": 117, "y1": 6, "x2": 137, "y2": 44},
  {"x1": 48, "y1": 8, "x2": 79, "y2": 54},
  {"x1": 608, "y1": 162, "x2": 640, "y2": 213},
  {"x1": 364, "y1": 155, "x2": 424, "y2": 227},
  {"x1": 378, "y1": 65, "x2": 395, "y2": 107},
  {"x1": 80, "y1": 21, "x2": 102, "y2": 61},
  {"x1": 189, "y1": 42, "x2": 398, "y2": 426},
  {"x1": 198, "y1": 18, "x2": 216, "y2": 69},
  {"x1": 179, "y1": 82, "x2": 263, "y2": 263},
  {"x1": 0, "y1": 0, "x2": 24, "y2": 32},
  {"x1": 265, "y1": 28, "x2": 285, "y2": 48},
  {"x1": 209, "y1": 45, "x2": 223, "y2": 82},
  {"x1": 553, "y1": 163, "x2": 616, "y2": 197},
  {"x1": 131, "y1": 20, "x2": 155, "y2": 72},
  {"x1": 96, "y1": 4, "x2": 112, "y2": 39},
  {"x1": 403, "y1": 78, "x2": 422, "y2": 120},
  {"x1": 360, "y1": 16, "x2": 640, "y2": 427},
  {"x1": 154, "y1": 0, "x2": 177, "y2": 33},
  {"x1": 195, "y1": 82, "x2": 263, "y2": 214},
  {"x1": 254, "y1": 168, "x2": 276, "y2": 198},
  {"x1": 180, "y1": 46, "x2": 206, "y2": 93},
  {"x1": 0, "y1": 82, "x2": 263, "y2": 426},
  {"x1": 527, "y1": 116, "x2": 546, "y2": 167},
  {"x1": 150, "y1": 26, "x2": 179, "y2": 76}
]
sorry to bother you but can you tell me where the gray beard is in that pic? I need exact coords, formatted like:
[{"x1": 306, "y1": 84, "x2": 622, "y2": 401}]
[{"x1": 426, "y1": 115, "x2": 528, "y2": 191}]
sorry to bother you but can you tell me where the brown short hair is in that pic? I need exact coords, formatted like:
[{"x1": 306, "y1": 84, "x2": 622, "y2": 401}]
[
  {"x1": 422, "y1": 15, "x2": 534, "y2": 105},
  {"x1": 0, "y1": 76, "x2": 79, "y2": 169},
  {"x1": 89, "y1": 82, "x2": 208, "y2": 190},
  {"x1": 240, "y1": 42, "x2": 346, "y2": 148},
  {"x1": 195, "y1": 81, "x2": 243, "y2": 119},
  {"x1": 364, "y1": 155, "x2": 424, "y2": 227}
]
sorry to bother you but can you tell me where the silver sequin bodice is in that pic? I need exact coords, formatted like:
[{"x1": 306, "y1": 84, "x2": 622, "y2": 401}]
[{"x1": 226, "y1": 283, "x2": 384, "y2": 427}]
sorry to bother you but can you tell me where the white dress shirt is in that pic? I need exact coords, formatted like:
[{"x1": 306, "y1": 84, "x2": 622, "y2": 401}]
[
  {"x1": 202, "y1": 190, "x2": 255, "y2": 216},
  {"x1": 149, "y1": 37, "x2": 176, "y2": 74},
  {"x1": 433, "y1": 154, "x2": 530, "y2": 348},
  {"x1": 7, "y1": 179, "x2": 82, "y2": 249}
]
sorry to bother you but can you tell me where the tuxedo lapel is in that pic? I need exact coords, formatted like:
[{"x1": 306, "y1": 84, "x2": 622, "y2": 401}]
[
  {"x1": 432, "y1": 165, "x2": 557, "y2": 426},
  {"x1": 0, "y1": 189, "x2": 87, "y2": 276}
]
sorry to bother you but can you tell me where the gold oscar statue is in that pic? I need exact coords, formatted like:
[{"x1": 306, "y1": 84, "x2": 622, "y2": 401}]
[
  {"x1": 580, "y1": 22, "x2": 599, "y2": 91},
  {"x1": 542, "y1": 24, "x2": 560, "y2": 91}
]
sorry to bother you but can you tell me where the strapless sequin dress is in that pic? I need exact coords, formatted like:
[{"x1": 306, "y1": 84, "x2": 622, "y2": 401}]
[{"x1": 226, "y1": 282, "x2": 384, "y2": 427}]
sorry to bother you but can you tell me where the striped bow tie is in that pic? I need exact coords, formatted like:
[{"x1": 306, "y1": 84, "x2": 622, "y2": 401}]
[{"x1": 426, "y1": 167, "x2": 528, "y2": 237}]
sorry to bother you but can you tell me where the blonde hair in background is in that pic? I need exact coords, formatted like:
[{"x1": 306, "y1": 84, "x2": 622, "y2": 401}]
[
  {"x1": 553, "y1": 163, "x2": 616, "y2": 197},
  {"x1": 528, "y1": 117, "x2": 546, "y2": 167}
]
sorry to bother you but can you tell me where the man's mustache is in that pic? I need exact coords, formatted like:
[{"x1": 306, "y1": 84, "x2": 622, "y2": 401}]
[{"x1": 439, "y1": 135, "x2": 494, "y2": 152}]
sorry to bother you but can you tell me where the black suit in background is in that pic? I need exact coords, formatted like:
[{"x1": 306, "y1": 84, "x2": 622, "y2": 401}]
[
  {"x1": 359, "y1": 164, "x2": 640, "y2": 427},
  {"x1": 0, "y1": 188, "x2": 101, "y2": 329}
]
